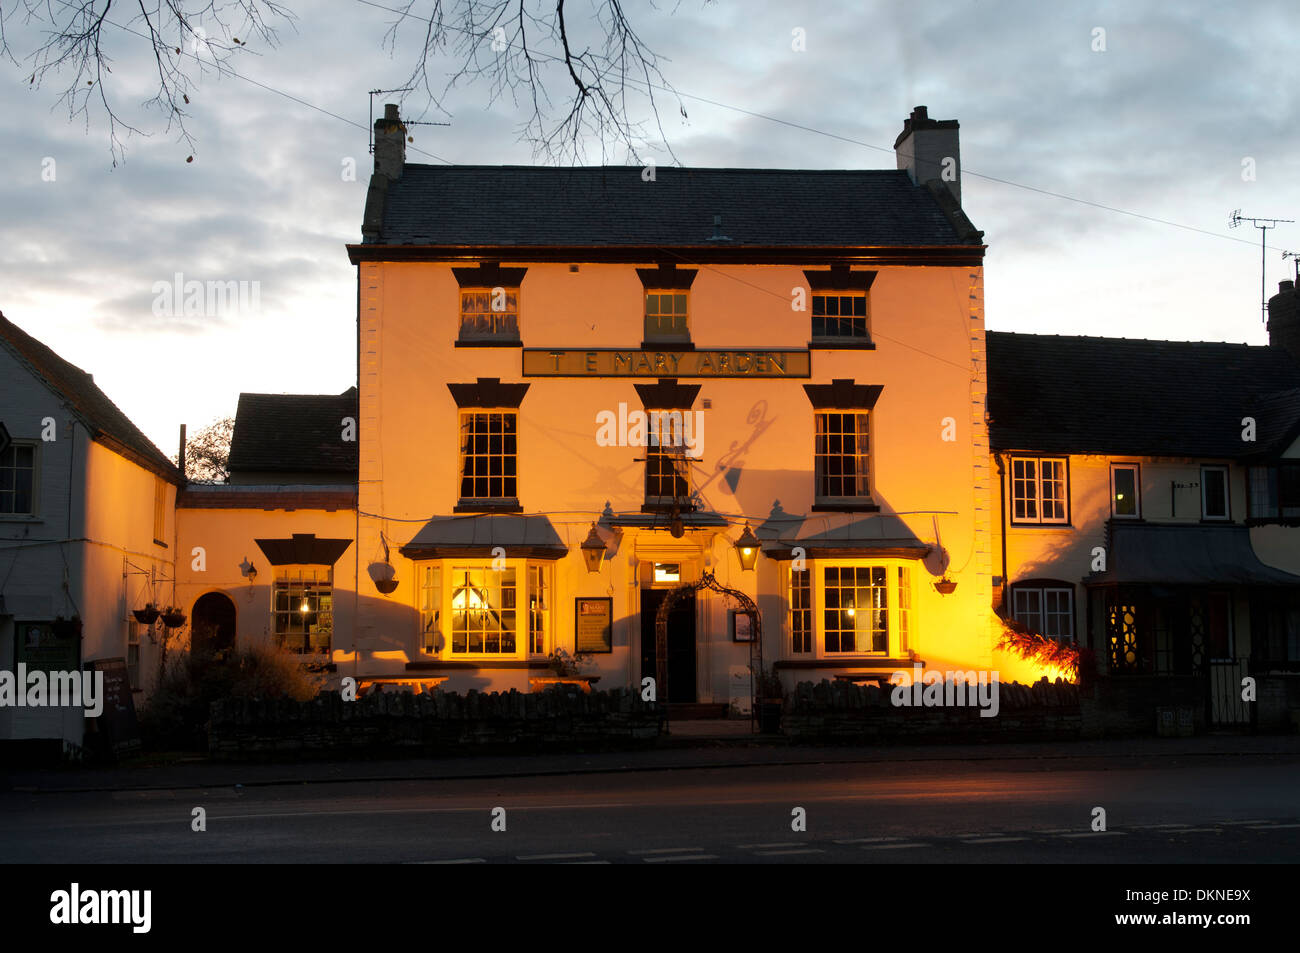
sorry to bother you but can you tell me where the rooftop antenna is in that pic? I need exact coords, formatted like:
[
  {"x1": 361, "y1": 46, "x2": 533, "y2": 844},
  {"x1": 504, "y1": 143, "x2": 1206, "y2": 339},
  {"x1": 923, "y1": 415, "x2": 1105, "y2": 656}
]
[
  {"x1": 368, "y1": 88, "x2": 450, "y2": 154},
  {"x1": 1283, "y1": 250, "x2": 1300, "y2": 285},
  {"x1": 1229, "y1": 210, "x2": 1294, "y2": 323}
]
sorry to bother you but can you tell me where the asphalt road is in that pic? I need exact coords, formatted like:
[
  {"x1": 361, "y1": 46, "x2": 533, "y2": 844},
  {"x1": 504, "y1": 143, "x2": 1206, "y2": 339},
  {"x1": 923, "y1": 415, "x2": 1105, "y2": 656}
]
[{"x1": 3, "y1": 752, "x2": 1299, "y2": 863}]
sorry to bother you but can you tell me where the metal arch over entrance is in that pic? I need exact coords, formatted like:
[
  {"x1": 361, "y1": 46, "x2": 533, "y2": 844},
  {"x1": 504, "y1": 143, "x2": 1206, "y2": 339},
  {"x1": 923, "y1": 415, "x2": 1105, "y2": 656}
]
[{"x1": 654, "y1": 571, "x2": 762, "y2": 730}]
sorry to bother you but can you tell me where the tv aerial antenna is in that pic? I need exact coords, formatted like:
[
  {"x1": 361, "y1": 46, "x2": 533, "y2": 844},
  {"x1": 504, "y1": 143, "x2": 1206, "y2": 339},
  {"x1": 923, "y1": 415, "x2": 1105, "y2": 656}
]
[
  {"x1": 368, "y1": 88, "x2": 450, "y2": 154},
  {"x1": 1283, "y1": 250, "x2": 1300, "y2": 285},
  {"x1": 1229, "y1": 210, "x2": 1294, "y2": 323}
]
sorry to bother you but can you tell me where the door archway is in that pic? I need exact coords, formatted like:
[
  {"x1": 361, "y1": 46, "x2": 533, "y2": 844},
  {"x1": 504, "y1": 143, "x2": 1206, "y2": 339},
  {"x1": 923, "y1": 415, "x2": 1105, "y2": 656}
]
[{"x1": 191, "y1": 591, "x2": 237, "y2": 658}]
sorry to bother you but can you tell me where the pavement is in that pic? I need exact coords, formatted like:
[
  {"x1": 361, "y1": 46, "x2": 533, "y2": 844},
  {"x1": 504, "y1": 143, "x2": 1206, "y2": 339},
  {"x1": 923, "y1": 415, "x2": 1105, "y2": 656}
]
[{"x1": 4, "y1": 728, "x2": 1298, "y2": 794}]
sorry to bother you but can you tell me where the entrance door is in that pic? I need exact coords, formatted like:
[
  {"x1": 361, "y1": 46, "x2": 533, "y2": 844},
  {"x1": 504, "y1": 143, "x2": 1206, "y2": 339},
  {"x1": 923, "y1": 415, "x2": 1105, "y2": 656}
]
[
  {"x1": 191, "y1": 592, "x2": 237, "y2": 658},
  {"x1": 641, "y1": 588, "x2": 696, "y2": 703}
]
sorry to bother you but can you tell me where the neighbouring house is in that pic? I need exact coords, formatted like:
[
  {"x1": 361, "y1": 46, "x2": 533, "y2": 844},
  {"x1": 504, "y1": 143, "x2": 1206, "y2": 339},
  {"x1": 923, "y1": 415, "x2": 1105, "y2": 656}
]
[
  {"x1": 0, "y1": 312, "x2": 183, "y2": 755},
  {"x1": 986, "y1": 279, "x2": 1300, "y2": 730}
]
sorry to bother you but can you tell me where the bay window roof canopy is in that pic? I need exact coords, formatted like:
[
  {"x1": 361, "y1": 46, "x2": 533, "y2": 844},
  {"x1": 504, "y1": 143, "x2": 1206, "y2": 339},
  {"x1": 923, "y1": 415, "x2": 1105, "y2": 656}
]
[
  {"x1": 254, "y1": 533, "x2": 352, "y2": 566},
  {"x1": 1085, "y1": 522, "x2": 1300, "y2": 587},
  {"x1": 399, "y1": 514, "x2": 568, "y2": 560},
  {"x1": 757, "y1": 512, "x2": 931, "y2": 560}
]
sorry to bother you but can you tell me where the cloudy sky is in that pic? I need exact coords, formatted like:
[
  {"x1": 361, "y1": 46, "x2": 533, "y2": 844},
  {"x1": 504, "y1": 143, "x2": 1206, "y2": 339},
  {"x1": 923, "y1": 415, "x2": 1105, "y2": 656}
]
[{"x1": 1, "y1": 0, "x2": 1298, "y2": 455}]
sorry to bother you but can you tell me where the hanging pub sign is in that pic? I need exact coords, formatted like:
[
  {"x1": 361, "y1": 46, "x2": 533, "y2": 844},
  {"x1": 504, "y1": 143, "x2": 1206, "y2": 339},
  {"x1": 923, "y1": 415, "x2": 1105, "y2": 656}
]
[
  {"x1": 523, "y1": 348, "x2": 811, "y2": 378},
  {"x1": 574, "y1": 597, "x2": 613, "y2": 653}
]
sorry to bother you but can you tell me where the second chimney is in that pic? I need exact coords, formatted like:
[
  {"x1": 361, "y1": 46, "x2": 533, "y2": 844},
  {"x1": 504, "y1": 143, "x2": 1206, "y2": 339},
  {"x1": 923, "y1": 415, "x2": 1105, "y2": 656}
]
[
  {"x1": 1268, "y1": 279, "x2": 1300, "y2": 369},
  {"x1": 374, "y1": 103, "x2": 406, "y2": 181},
  {"x1": 895, "y1": 105, "x2": 962, "y2": 207}
]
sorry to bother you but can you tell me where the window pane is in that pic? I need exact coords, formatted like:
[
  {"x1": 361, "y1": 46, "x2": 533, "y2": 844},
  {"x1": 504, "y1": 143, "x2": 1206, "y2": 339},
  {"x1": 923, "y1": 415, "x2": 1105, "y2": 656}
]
[
  {"x1": 1202, "y1": 467, "x2": 1228, "y2": 518},
  {"x1": 1112, "y1": 466, "x2": 1138, "y2": 517}
]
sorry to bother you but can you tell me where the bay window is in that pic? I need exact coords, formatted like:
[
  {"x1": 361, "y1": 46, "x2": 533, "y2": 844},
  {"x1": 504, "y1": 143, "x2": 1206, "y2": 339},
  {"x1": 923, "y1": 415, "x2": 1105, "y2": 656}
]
[
  {"x1": 415, "y1": 560, "x2": 553, "y2": 658},
  {"x1": 785, "y1": 560, "x2": 915, "y2": 658}
]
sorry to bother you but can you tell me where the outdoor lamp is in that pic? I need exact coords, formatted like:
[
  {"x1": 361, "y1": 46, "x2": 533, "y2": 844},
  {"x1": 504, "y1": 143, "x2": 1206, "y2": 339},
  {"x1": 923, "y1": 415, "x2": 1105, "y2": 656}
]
[
  {"x1": 580, "y1": 523, "x2": 606, "y2": 573},
  {"x1": 300, "y1": 597, "x2": 310, "y2": 613},
  {"x1": 735, "y1": 523, "x2": 760, "y2": 571}
]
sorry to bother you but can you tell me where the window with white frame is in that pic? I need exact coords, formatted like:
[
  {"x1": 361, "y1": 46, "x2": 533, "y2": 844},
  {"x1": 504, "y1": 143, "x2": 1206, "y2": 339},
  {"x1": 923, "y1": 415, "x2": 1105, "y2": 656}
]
[
  {"x1": 458, "y1": 410, "x2": 518, "y2": 503},
  {"x1": 815, "y1": 412, "x2": 870, "y2": 501},
  {"x1": 420, "y1": 564, "x2": 442, "y2": 653},
  {"x1": 897, "y1": 566, "x2": 912, "y2": 653},
  {"x1": 1110, "y1": 463, "x2": 1140, "y2": 519},
  {"x1": 1201, "y1": 465, "x2": 1229, "y2": 520},
  {"x1": 822, "y1": 566, "x2": 888, "y2": 653},
  {"x1": 273, "y1": 566, "x2": 333, "y2": 654},
  {"x1": 449, "y1": 566, "x2": 517, "y2": 654},
  {"x1": 1011, "y1": 585, "x2": 1074, "y2": 639},
  {"x1": 786, "y1": 561, "x2": 915, "y2": 658},
  {"x1": 789, "y1": 567, "x2": 812, "y2": 654},
  {"x1": 459, "y1": 287, "x2": 519, "y2": 341},
  {"x1": 0, "y1": 443, "x2": 36, "y2": 515},
  {"x1": 1010, "y1": 456, "x2": 1068, "y2": 524},
  {"x1": 527, "y1": 564, "x2": 550, "y2": 655}
]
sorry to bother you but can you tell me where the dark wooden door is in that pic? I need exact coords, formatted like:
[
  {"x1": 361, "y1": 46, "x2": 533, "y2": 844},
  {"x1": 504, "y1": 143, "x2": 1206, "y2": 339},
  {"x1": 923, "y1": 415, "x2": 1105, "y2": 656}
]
[{"x1": 641, "y1": 588, "x2": 696, "y2": 703}]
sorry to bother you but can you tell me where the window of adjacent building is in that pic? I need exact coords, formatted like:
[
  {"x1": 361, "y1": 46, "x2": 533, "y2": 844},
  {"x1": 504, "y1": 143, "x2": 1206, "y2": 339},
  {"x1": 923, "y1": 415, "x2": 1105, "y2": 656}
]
[
  {"x1": 1200, "y1": 465, "x2": 1229, "y2": 520},
  {"x1": 1010, "y1": 457, "x2": 1068, "y2": 524},
  {"x1": 152, "y1": 476, "x2": 167, "y2": 542},
  {"x1": 645, "y1": 443, "x2": 690, "y2": 505},
  {"x1": 815, "y1": 412, "x2": 870, "y2": 501},
  {"x1": 823, "y1": 566, "x2": 888, "y2": 653},
  {"x1": 126, "y1": 621, "x2": 141, "y2": 690},
  {"x1": 459, "y1": 287, "x2": 519, "y2": 341},
  {"x1": 789, "y1": 567, "x2": 812, "y2": 654},
  {"x1": 644, "y1": 292, "x2": 689, "y2": 342},
  {"x1": 527, "y1": 564, "x2": 549, "y2": 655},
  {"x1": 1110, "y1": 463, "x2": 1140, "y2": 519},
  {"x1": 458, "y1": 411, "x2": 518, "y2": 503},
  {"x1": 1247, "y1": 463, "x2": 1300, "y2": 522},
  {"x1": 811, "y1": 292, "x2": 869, "y2": 341},
  {"x1": 0, "y1": 443, "x2": 36, "y2": 515},
  {"x1": 420, "y1": 564, "x2": 442, "y2": 654},
  {"x1": 273, "y1": 566, "x2": 333, "y2": 654},
  {"x1": 450, "y1": 566, "x2": 517, "y2": 654},
  {"x1": 1011, "y1": 586, "x2": 1074, "y2": 639}
]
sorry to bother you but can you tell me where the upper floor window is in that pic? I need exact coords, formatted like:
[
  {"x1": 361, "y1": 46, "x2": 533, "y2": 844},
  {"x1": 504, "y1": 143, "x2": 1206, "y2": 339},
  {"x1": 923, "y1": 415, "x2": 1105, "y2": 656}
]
[
  {"x1": 811, "y1": 293, "x2": 868, "y2": 341},
  {"x1": 273, "y1": 566, "x2": 333, "y2": 655},
  {"x1": 644, "y1": 292, "x2": 689, "y2": 343},
  {"x1": 1011, "y1": 584, "x2": 1074, "y2": 639},
  {"x1": 1248, "y1": 463, "x2": 1300, "y2": 522},
  {"x1": 1110, "y1": 463, "x2": 1140, "y2": 519},
  {"x1": 815, "y1": 412, "x2": 870, "y2": 502},
  {"x1": 0, "y1": 443, "x2": 35, "y2": 515},
  {"x1": 645, "y1": 444, "x2": 690, "y2": 506},
  {"x1": 1201, "y1": 465, "x2": 1229, "y2": 520},
  {"x1": 458, "y1": 410, "x2": 518, "y2": 504},
  {"x1": 1010, "y1": 456, "x2": 1068, "y2": 524},
  {"x1": 459, "y1": 287, "x2": 520, "y2": 342},
  {"x1": 152, "y1": 476, "x2": 167, "y2": 543}
]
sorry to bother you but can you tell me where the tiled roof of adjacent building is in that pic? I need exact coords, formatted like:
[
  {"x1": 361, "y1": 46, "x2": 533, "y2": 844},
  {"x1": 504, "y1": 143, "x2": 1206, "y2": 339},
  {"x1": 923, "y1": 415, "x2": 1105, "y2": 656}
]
[
  {"x1": 227, "y1": 388, "x2": 359, "y2": 475},
  {"x1": 371, "y1": 165, "x2": 981, "y2": 247},
  {"x1": 986, "y1": 331, "x2": 1300, "y2": 458},
  {"x1": 0, "y1": 312, "x2": 182, "y2": 483}
]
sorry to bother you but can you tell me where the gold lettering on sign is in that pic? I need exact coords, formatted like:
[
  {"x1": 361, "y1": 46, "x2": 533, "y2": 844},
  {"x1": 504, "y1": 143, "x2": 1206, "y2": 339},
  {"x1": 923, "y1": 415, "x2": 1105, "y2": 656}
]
[
  {"x1": 614, "y1": 352, "x2": 631, "y2": 373},
  {"x1": 586, "y1": 351, "x2": 598, "y2": 373},
  {"x1": 522, "y1": 348, "x2": 810, "y2": 377}
]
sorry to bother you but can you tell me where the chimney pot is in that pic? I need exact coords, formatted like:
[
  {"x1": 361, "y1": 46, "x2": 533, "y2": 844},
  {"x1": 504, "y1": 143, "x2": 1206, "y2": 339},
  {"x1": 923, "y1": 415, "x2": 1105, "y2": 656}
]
[
  {"x1": 895, "y1": 105, "x2": 962, "y2": 207},
  {"x1": 1281, "y1": 280, "x2": 1294, "y2": 293},
  {"x1": 373, "y1": 103, "x2": 406, "y2": 181}
]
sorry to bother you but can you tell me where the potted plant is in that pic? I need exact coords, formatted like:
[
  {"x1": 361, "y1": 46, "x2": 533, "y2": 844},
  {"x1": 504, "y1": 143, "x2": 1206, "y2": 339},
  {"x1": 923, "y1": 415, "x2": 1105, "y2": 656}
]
[
  {"x1": 161, "y1": 606, "x2": 187, "y2": 628},
  {"x1": 529, "y1": 648, "x2": 599, "y2": 694},
  {"x1": 50, "y1": 615, "x2": 82, "y2": 639},
  {"x1": 132, "y1": 603, "x2": 160, "y2": 625}
]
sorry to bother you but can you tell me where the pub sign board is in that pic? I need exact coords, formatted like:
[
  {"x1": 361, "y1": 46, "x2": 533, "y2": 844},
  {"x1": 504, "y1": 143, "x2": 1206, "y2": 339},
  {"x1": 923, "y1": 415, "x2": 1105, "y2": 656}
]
[
  {"x1": 574, "y1": 597, "x2": 614, "y2": 653},
  {"x1": 523, "y1": 349, "x2": 811, "y2": 378}
]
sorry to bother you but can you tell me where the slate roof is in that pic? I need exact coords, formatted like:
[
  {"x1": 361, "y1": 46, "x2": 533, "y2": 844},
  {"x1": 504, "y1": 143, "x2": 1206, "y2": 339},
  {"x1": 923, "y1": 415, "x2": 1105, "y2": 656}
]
[
  {"x1": 0, "y1": 312, "x2": 182, "y2": 483},
  {"x1": 227, "y1": 388, "x2": 359, "y2": 475},
  {"x1": 372, "y1": 165, "x2": 980, "y2": 247},
  {"x1": 986, "y1": 331, "x2": 1300, "y2": 458}
]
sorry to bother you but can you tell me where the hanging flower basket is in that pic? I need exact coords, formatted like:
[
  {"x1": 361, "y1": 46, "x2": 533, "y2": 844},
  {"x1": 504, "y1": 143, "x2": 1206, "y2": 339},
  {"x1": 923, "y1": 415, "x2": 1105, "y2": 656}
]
[
  {"x1": 51, "y1": 616, "x2": 82, "y2": 639},
  {"x1": 132, "y1": 604, "x2": 161, "y2": 625},
  {"x1": 375, "y1": 578, "x2": 399, "y2": 595},
  {"x1": 934, "y1": 578, "x2": 958, "y2": 595},
  {"x1": 161, "y1": 608, "x2": 187, "y2": 628}
]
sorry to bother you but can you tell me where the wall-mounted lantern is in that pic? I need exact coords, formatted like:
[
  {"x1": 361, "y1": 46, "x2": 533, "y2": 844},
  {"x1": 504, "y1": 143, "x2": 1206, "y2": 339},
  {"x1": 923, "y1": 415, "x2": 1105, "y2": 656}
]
[
  {"x1": 734, "y1": 523, "x2": 760, "y2": 572},
  {"x1": 581, "y1": 523, "x2": 606, "y2": 573}
]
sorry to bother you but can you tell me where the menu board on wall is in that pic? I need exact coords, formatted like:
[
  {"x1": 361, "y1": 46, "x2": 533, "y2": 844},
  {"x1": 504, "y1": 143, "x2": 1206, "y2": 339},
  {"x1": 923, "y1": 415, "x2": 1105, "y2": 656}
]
[
  {"x1": 574, "y1": 598, "x2": 613, "y2": 653},
  {"x1": 87, "y1": 657, "x2": 142, "y2": 756}
]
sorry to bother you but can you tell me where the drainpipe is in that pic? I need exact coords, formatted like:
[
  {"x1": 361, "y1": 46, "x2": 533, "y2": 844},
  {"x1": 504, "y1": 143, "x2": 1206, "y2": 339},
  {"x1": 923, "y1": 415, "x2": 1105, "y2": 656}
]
[{"x1": 993, "y1": 452, "x2": 1008, "y2": 615}]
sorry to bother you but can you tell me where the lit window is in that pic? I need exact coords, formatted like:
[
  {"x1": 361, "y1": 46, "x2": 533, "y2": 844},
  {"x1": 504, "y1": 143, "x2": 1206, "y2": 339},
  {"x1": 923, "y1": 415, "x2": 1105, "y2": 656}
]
[
  {"x1": 644, "y1": 292, "x2": 689, "y2": 342},
  {"x1": 1200, "y1": 465, "x2": 1229, "y2": 520},
  {"x1": 1011, "y1": 586, "x2": 1074, "y2": 639},
  {"x1": 811, "y1": 292, "x2": 869, "y2": 340},
  {"x1": 0, "y1": 444, "x2": 36, "y2": 515},
  {"x1": 450, "y1": 566, "x2": 517, "y2": 654},
  {"x1": 815, "y1": 412, "x2": 870, "y2": 501},
  {"x1": 528, "y1": 564, "x2": 550, "y2": 655},
  {"x1": 459, "y1": 287, "x2": 519, "y2": 341},
  {"x1": 1110, "y1": 463, "x2": 1140, "y2": 519},
  {"x1": 420, "y1": 565, "x2": 442, "y2": 653},
  {"x1": 897, "y1": 566, "x2": 912, "y2": 652},
  {"x1": 822, "y1": 566, "x2": 888, "y2": 653},
  {"x1": 458, "y1": 411, "x2": 518, "y2": 503},
  {"x1": 790, "y1": 567, "x2": 812, "y2": 654},
  {"x1": 273, "y1": 567, "x2": 333, "y2": 654},
  {"x1": 645, "y1": 444, "x2": 689, "y2": 505},
  {"x1": 1010, "y1": 457, "x2": 1068, "y2": 524}
]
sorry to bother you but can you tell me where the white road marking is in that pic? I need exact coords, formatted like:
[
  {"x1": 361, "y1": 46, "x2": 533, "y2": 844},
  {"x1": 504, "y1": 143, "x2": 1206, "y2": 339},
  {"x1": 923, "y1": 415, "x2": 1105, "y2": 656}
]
[
  {"x1": 835, "y1": 837, "x2": 904, "y2": 844},
  {"x1": 1244, "y1": 823, "x2": 1300, "y2": 829},
  {"x1": 739, "y1": 842, "x2": 802, "y2": 849},
  {"x1": 753, "y1": 848, "x2": 824, "y2": 856},
  {"x1": 1220, "y1": 819, "x2": 1272, "y2": 825},
  {"x1": 962, "y1": 837, "x2": 1028, "y2": 844},
  {"x1": 516, "y1": 852, "x2": 597, "y2": 860},
  {"x1": 413, "y1": 858, "x2": 486, "y2": 864},
  {"x1": 628, "y1": 847, "x2": 707, "y2": 855},
  {"x1": 861, "y1": 843, "x2": 926, "y2": 850},
  {"x1": 1058, "y1": 831, "x2": 1126, "y2": 838},
  {"x1": 643, "y1": 854, "x2": 717, "y2": 863},
  {"x1": 1131, "y1": 823, "x2": 1189, "y2": 829}
]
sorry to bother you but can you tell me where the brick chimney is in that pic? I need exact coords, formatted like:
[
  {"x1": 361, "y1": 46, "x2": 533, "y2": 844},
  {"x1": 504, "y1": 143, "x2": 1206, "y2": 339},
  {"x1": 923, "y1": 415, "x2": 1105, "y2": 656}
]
[
  {"x1": 373, "y1": 103, "x2": 406, "y2": 181},
  {"x1": 1268, "y1": 279, "x2": 1300, "y2": 368},
  {"x1": 895, "y1": 105, "x2": 962, "y2": 207}
]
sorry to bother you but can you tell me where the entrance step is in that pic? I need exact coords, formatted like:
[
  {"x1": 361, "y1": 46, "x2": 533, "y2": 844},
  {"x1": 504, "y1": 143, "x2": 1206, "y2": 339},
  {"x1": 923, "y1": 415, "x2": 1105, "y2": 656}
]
[{"x1": 666, "y1": 703, "x2": 729, "y2": 720}]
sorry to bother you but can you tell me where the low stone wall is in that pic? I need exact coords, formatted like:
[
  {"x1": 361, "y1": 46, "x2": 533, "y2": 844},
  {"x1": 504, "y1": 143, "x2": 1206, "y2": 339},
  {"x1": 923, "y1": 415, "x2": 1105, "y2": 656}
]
[
  {"x1": 1078, "y1": 675, "x2": 1205, "y2": 738},
  {"x1": 208, "y1": 686, "x2": 663, "y2": 760},
  {"x1": 783, "y1": 677, "x2": 1081, "y2": 744},
  {"x1": 1255, "y1": 670, "x2": 1300, "y2": 732}
]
